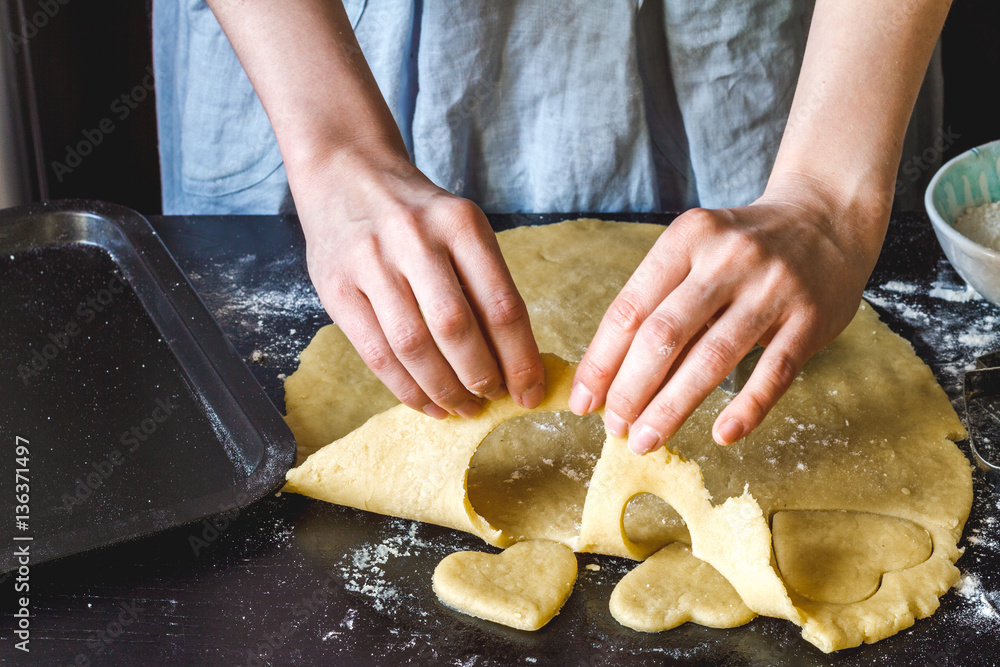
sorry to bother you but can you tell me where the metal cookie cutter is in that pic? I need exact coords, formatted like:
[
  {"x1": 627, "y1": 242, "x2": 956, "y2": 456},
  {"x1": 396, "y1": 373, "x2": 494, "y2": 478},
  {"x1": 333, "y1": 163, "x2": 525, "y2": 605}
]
[
  {"x1": 963, "y1": 351, "x2": 1000, "y2": 485},
  {"x1": 719, "y1": 345, "x2": 764, "y2": 395}
]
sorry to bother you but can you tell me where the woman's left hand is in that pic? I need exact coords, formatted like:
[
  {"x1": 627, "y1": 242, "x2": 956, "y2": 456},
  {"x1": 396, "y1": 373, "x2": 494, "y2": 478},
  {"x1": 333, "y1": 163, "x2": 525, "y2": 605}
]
[
  {"x1": 567, "y1": 0, "x2": 950, "y2": 454},
  {"x1": 568, "y1": 182, "x2": 887, "y2": 453}
]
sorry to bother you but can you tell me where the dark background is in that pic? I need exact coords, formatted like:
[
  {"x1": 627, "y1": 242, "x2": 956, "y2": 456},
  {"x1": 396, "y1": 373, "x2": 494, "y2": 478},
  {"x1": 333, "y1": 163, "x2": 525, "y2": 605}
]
[{"x1": 7, "y1": 0, "x2": 1000, "y2": 216}]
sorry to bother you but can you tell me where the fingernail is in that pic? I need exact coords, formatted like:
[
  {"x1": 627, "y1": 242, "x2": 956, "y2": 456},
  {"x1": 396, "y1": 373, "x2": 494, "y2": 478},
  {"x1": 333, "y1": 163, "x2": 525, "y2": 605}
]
[
  {"x1": 629, "y1": 424, "x2": 662, "y2": 455},
  {"x1": 569, "y1": 383, "x2": 596, "y2": 415},
  {"x1": 518, "y1": 383, "x2": 545, "y2": 409},
  {"x1": 456, "y1": 399, "x2": 482, "y2": 419},
  {"x1": 604, "y1": 410, "x2": 629, "y2": 438},
  {"x1": 485, "y1": 384, "x2": 507, "y2": 402},
  {"x1": 716, "y1": 418, "x2": 745, "y2": 446},
  {"x1": 423, "y1": 404, "x2": 449, "y2": 420}
]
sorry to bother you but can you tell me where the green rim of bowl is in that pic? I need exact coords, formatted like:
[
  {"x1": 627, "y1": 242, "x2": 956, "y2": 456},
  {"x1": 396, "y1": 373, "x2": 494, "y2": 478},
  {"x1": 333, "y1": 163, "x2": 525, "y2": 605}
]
[{"x1": 925, "y1": 138, "x2": 1000, "y2": 260}]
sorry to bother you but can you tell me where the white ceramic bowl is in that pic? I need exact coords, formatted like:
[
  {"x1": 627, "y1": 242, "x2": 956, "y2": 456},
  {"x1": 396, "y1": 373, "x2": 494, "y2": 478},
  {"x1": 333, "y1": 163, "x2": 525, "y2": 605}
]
[{"x1": 925, "y1": 139, "x2": 1000, "y2": 306}]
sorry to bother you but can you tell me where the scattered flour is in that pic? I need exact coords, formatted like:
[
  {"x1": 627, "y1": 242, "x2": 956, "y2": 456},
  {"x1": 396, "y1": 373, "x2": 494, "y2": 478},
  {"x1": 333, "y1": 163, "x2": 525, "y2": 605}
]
[
  {"x1": 953, "y1": 573, "x2": 999, "y2": 622},
  {"x1": 187, "y1": 253, "x2": 324, "y2": 370},
  {"x1": 203, "y1": 256, "x2": 321, "y2": 326},
  {"x1": 881, "y1": 280, "x2": 918, "y2": 294},
  {"x1": 958, "y1": 332, "x2": 996, "y2": 348},
  {"x1": 863, "y1": 261, "x2": 1000, "y2": 399},
  {"x1": 954, "y1": 201, "x2": 1000, "y2": 252},
  {"x1": 339, "y1": 530, "x2": 419, "y2": 611},
  {"x1": 946, "y1": 475, "x2": 1000, "y2": 639},
  {"x1": 657, "y1": 343, "x2": 676, "y2": 357},
  {"x1": 336, "y1": 519, "x2": 467, "y2": 614},
  {"x1": 929, "y1": 282, "x2": 982, "y2": 303}
]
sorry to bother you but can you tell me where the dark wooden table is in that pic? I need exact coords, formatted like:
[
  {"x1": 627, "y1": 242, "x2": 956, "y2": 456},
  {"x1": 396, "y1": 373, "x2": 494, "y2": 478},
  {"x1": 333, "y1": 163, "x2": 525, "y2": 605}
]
[{"x1": 2, "y1": 212, "x2": 998, "y2": 666}]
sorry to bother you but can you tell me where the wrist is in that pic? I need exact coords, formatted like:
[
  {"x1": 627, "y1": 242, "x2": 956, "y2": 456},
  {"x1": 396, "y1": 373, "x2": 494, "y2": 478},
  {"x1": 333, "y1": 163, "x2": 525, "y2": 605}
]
[
  {"x1": 759, "y1": 166, "x2": 892, "y2": 262},
  {"x1": 284, "y1": 130, "x2": 424, "y2": 229},
  {"x1": 766, "y1": 155, "x2": 894, "y2": 215},
  {"x1": 283, "y1": 125, "x2": 412, "y2": 183}
]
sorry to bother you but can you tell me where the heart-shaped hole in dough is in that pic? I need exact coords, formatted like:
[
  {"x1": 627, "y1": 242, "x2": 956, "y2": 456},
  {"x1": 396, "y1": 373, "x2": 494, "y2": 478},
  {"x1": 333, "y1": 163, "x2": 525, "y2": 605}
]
[
  {"x1": 432, "y1": 540, "x2": 578, "y2": 631},
  {"x1": 467, "y1": 411, "x2": 604, "y2": 545},
  {"x1": 772, "y1": 510, "x2": 932, "y2": 604},
  {"x1": 622, "y1": 492, "x2": 692, "y2": 553}
]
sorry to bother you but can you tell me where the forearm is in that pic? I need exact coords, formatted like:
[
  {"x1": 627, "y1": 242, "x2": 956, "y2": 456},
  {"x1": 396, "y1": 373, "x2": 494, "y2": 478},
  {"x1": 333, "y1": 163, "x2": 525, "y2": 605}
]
[
  {"x1": 205, "y1": 0, "x2": 408, "y2": 179},
  {"x1": 767, "y1": 0, "x2": 951, "y2": 235},
  {"x1": 206, "y1": 0, "x2": 545, "y2": 417}
]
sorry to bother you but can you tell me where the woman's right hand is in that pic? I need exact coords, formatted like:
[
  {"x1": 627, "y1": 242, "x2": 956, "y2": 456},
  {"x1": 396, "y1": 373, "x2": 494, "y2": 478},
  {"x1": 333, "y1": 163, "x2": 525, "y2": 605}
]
[
  {"x1": 294, "y1": 149, "x2": 546, "y2": 419},
  {"x1": 206, "y1": 0, "x2": 545, "y2": 418}
]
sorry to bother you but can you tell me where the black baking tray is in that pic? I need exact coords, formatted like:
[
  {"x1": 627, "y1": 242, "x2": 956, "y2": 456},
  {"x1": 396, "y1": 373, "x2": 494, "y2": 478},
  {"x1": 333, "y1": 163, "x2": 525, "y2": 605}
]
[{"x1": 0, "y1": 201, "x2": 295, "y2": 571}]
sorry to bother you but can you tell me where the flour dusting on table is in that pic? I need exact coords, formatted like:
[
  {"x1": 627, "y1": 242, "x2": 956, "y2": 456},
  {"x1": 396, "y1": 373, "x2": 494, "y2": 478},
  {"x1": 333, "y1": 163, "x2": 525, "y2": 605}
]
[
  {"x1": 952, "y1": 572, "x2": 1000, "y2": 626},
  {"x1": 336, "y1": 519, "x2": 474, "y2": 616},
  {"x1": 864, "y1": 258, "x2": 998, "y2": 397},
  {"x1": 186, "y1": 253, "x2": 324, "y2": 370},
  {"x1": 929, "y1": 282, "x2": 981, "y2": 303}
]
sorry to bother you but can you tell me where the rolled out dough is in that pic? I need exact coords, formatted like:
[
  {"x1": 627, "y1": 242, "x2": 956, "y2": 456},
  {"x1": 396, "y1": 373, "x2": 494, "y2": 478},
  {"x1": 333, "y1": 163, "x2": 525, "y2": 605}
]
[{"x1": 283, "y1": 219, "x2": 972, "y2": 652}]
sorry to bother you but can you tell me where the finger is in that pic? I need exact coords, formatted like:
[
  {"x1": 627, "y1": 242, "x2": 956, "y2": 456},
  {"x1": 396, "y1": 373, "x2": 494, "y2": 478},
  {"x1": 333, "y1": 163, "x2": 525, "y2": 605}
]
[
  {"x1": 603, "y1": 277, "x2": 727, "y2": 435},
  {"x1": 450, "y1": 210, "x2": 545, "y2": 408},
  {"x1": 712, "y1": 325, "x2": 810, "y2": 446},
  {"x1": 607, "y1": 322, "x2": 704, "y2": 438},
  {"x1": 628, "y1": 308, "x2": 772, "y2": 455},
  {"x1": 366, "y1": 272, "x2": 481, "y2": 417},
  {"x1": 331, "y1": 289, "x2": 449, "y2": 420},
  {"x1": 571, "y1": 230, "x2": 692, "y2": 417},
  {"x1": 407, "y1": 253, "x2": 507, "y2": 402}
]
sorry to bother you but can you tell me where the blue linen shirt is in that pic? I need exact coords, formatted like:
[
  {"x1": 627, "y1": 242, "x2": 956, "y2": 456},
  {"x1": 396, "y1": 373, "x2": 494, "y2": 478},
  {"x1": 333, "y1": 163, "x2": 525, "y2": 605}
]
[{"x1": 152, "y1": 0, "x2": 940, "y2": 215}]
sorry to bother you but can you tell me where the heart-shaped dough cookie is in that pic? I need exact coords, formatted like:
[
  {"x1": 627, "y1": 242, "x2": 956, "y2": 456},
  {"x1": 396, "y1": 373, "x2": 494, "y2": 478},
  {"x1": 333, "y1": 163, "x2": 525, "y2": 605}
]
[
  {"x1": 432, "y1": 540, "x2": 578, "y2": 631},
  {"x1": 610, "y1": 543, "x2": 756, "y2": 631}
]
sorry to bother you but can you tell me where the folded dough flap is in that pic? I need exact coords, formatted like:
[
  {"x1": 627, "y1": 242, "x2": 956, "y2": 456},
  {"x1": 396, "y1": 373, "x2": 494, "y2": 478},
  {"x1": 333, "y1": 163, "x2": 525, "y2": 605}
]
[
  {"x1": 284, "y1": 354, "x2": 579, "y2": 547},
  {"x1": 577, "y1": 439, "x2": 802, "y2": 625},
  {"x1": 286, "y1": 350, "x2": 801, "y2": 622}
]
